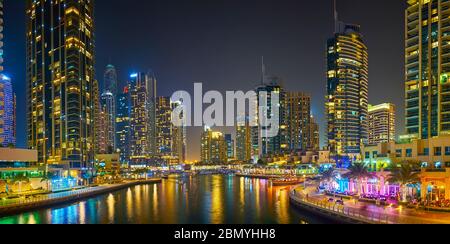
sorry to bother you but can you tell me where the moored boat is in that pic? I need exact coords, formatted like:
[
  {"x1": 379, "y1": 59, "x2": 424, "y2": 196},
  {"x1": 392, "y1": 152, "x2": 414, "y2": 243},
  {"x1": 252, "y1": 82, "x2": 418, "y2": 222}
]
[{"x1": 270, "y1": 178, "x2": 303, "y2": 186}]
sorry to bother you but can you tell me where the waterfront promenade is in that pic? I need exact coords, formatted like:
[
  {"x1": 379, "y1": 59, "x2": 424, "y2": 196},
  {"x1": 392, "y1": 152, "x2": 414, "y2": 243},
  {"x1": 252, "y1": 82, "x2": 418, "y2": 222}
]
[
  {"x1": 290, "y1": 185, "x2": 450, "y2": 224},
  {"x1": 0, "y1": 179, "x2": 162, "y2": 217}
]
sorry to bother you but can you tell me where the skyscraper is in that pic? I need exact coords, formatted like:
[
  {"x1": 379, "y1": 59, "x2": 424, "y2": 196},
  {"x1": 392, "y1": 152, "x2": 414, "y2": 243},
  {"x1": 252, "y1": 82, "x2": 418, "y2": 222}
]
[
  {"x1": 104, "y1": 65, "x2": 118, "y2": 97},
  {"x1": 368, "y1": 103, "x2": 396, "y2": 145},
  {"x1": 156, "y1": 97, "x2": 173, "y2": 158},
  {"x1": 201, "y1": 128, "x2": 228, "y2": 164},
  {"x1": 0, "y1": 0, "x2": 4, "y2": 74},
  {"x1": 309, "y1": 115, "x2": 320, "y2": 151},
  {"x1": 0, "y1": 75, "x2": 14, "y2": 148},
  {"x1": 0, "y1": 0, "x2": 15, "y2": 148},
  {"x1": 101, "y1": 64, "x2": 117, "y2": 153},
  {"x1": 96, "y1": 108, "x2": 109, "y2": 154},
  {"x1": 101, "y1": 91, "x2": 116, "y2": 153},
  {"x1": 225, "y1": 134, "x2": 234, "y2": 160},
  {"x1": 285, "y1": 92, "x2": 311, "y2": 152},
  {"x1": 116, "y1": 86, "x2": 131, "y2": 164},
  {"x1": 172, "y1": 100, "x2": 186, "y2": 164},
  {"x1": 326, "y1": 13, "x2": 369, "y2": 158},
  {"x1": 129, "y1": 72, "x2": 156, "y2": 165},
  {"x1": 405, "y1": 0, "x2": 450, "y2": 139},
  {"x1": 255, "y1": 63, "x2": 288, "y2": 157},
  {"x1": 236, "y1": 118, "x2": 252, "y2": 162},
  {"x1": 26, "y1": 0, "x2": 96, "y2": 169}
]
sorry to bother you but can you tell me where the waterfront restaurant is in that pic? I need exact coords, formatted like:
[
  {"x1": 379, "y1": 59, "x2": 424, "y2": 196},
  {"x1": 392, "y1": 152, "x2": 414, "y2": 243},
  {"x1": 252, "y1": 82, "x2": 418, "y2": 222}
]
[
  {"x1": 332, "y1": 171, "x2": 401, "y2": 198},
  {"x1": 362, "y1": 135, "x2": 450, "y2": 201}
]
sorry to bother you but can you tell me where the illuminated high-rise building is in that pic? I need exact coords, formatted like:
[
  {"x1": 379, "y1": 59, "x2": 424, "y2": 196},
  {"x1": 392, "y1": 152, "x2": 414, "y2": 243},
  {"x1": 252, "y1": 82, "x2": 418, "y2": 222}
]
[
  {"x1": 26, "y1": 0, "x2": 96, "y2": 168},
  {"x1": 0, "y1": 75, "x2": 14, "y2": 148},
  {"x1": 236, "y1": 118, "x2": 252, "y2": 162},
  {"x1": 225, "y1": 134, "x2": 234, "y2": 160},
  {"x1": 101, "y1": 91, "x2": 115, "y2": 153},
  {"x1": 0, "y1": 0, "x2": 15, "y2": 148},
  {"x1": 368, "y1": 103, "x2": 396, "y2": 145},
  {"x1": 116, "y1": 86, "x2": 131, "y2": 164},
  {"x1": 96, "y1": 108, "x2": 109, "y2": 154},
  {"x1": 254, "y1": 59, "x2": 287, "y2": 157},
  {"x1": 405, "y1": 0, "x2": 450, "y2": 139},
  {"x1": 0, "y1": 0, "x2": 4, "y2": 75},
  {"x1": 154, "y1": 97, "x2": 186, "y2": 164},
  {"x1": 309, "y1": 115, "x2": 320, "y2": 151},
  {"x1": 156, "y1": 97, "x2": 173, "y2": 158},
  {"x1": 201, "y1": 128, "x2": 227, "y2": 164},
  {"x1": 326, "y1": 10, "x2": 369, "y2": 158},
  {"x1": 171, "y1": 100, "x2": 186, "y2": 163},
  {"x1": 285, "y1": 92, "x2": 311, "y2": 152},
  {"x1": 129, "y1": 72, "x2": 156, "y2": 165},
  {"x1": 104, "y1": 65, "x2": 118, "y2": 97}
]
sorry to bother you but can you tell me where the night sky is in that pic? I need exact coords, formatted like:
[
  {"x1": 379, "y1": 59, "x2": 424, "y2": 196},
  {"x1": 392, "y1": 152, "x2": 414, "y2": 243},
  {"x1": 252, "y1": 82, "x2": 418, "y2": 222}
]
[{"x1": 5, "y1": 0, "x2": 406, "y2": 161}]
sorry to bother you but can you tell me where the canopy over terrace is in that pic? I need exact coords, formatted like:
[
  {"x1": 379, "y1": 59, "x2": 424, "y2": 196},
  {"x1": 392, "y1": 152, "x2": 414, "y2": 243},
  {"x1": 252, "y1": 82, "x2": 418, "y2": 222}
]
[{"x1": 0, "y1": 148, "x2": 41, "y2": 179}]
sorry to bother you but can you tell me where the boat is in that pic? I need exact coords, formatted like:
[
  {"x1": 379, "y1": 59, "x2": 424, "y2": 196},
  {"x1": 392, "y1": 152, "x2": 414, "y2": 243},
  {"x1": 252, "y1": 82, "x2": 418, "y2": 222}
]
[{"x1": 270, "y1": 178, "x2": 304, "y2": 186}]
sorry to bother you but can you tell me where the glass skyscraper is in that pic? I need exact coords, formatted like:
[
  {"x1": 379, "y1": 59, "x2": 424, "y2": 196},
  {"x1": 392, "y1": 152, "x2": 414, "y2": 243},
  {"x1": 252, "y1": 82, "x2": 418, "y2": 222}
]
[
  {"x1": 405, "y1": 0, "x2": 450, "y2": 139},
  {"x1": 116, "y1": 86, "x2": 131, "y2": 164},
  {"x1": 285, "y1": 92, "x2": 312, "y2": 152},
  {"x1": 129, "y1": 72, "x2": 156, "y2": 165},
  {"x1": 0, "y1": 0, "x2": 15, "y2": 148},
  {"x1": 326, "y1": 22, "x2": 369, "y2": 158},
  {"x1": 26, "y1": 0, "x2": 96, "y2": 169},
  {"x1": 101, "y1": 91, "x2": 116, "y2": 153},
  {"x1": 0, "y1": 75, "x2": 14, "y2": 148},
  {"x1": 255, "y1": 77, "x2": 287, "y2": 157},
  {"x1": 104, "y1": 64, "x2": 118, "y2": 97}
]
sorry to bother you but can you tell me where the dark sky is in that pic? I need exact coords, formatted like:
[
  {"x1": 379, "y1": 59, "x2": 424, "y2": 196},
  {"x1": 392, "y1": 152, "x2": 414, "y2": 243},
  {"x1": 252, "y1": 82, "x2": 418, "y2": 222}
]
[{"x1": 5, "y1": 0, "x2": 406, "y2": 161}]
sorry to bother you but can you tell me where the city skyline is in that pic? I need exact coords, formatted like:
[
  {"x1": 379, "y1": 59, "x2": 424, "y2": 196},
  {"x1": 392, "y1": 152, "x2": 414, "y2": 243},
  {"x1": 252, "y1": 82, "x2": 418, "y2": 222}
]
[
  {"x1": 2, "y1": 0, "x2": 450, "y2": 227},
  {"x1": 4, "y1": 0, "x2": 406, "y2": 161}
]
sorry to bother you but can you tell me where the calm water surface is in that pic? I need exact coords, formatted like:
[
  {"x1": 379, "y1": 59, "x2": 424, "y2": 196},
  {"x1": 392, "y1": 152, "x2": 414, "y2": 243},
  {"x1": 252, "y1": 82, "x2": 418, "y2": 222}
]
[{"x1": 0, "y1": 175, "x2": 331, "y2": 224}]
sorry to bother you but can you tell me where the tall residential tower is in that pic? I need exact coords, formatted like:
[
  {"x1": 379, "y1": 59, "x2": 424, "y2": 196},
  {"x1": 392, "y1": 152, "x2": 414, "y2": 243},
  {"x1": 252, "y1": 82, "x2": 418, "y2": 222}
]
[
  {"x1": 326, "y1": 17, "x2": 369, "y2": 158},
  {"x1": 0, "y1": 0, "x2": 15, "y2": 147},
  {"x1": 368, "y1": 103, "x2": 396, "y2": 145},
  {"x1": 405, "y1": 0, "x2": 450, "y2": 139},
  {"x1": 26, "y1": 0, "x2": 96, "y2": 169}
]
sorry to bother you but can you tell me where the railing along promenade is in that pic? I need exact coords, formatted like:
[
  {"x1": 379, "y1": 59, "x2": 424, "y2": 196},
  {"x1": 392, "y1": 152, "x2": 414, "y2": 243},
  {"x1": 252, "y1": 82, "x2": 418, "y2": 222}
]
[{"x1": 289, "y1": 190, "x2": 392, "y2": 224}]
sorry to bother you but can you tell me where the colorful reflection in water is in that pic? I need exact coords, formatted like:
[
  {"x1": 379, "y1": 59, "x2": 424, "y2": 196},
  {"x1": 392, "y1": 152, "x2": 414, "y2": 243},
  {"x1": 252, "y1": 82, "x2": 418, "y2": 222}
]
[{"x1": 0, "y1": 175, "x2": 329, "y2": 224}]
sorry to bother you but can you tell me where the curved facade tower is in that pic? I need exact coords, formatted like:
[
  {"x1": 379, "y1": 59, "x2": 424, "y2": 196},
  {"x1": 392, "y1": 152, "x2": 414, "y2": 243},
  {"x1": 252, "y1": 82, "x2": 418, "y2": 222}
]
[
  {"x1": 405, "y1": 0, "x2": 450, "y2": 139},
  {"x1": 326, "y1": 23, "x2": 369, "y2": 159},
  {"x1": 26, "y1": 0, "x2": 96, "y2": 169}
]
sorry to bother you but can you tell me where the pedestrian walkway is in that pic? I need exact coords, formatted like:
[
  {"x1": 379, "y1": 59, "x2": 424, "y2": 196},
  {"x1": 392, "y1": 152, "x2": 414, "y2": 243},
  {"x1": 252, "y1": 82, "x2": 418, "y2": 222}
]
[
  {"x1": 0, "y1": 184, "x2": 116, "y2": 208},
  {"x1": 0, "y1": 179, "x2": 162, "y2": 214},
  {"x1": 291, "y1": 184, "x2": 450, "y2": 224}
]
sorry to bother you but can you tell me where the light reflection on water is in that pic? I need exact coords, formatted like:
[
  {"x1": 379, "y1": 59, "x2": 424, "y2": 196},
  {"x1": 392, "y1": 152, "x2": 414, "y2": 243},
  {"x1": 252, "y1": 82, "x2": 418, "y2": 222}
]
[{"x1": 0, "y1": 175, "x2": 328, "y2": 224}]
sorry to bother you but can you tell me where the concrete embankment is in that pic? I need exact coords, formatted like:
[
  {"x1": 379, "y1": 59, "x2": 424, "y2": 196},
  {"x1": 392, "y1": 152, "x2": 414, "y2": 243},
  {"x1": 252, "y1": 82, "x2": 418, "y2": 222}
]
[{"x1": 0, "y1": 179, "x2": 162, "y2": 217}]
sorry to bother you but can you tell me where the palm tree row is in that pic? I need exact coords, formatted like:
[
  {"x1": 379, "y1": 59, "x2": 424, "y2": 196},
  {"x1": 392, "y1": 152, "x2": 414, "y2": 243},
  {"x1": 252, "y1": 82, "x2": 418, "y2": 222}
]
[{"x1": 320, "y1": 161, "x2": 421, "y2": 202}]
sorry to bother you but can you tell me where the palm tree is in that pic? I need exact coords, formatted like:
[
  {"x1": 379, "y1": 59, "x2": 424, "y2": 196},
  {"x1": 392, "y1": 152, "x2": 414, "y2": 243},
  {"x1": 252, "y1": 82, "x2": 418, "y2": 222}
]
[
  {"x1": 344, "y1": 163, "x2": 372, "y2": 196},
  {"x1": 12, "y1": 174, "x2": 30, "y2": 195},
  {"x1": 321, "y1": 168, "x2": 336, "y2": 192},
  {"x1": 40, "y1": 172, "x2": 55, "y2": 192},
  {"x1": 388, "y1": 164, "x2": 420, "y2": 203}
]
